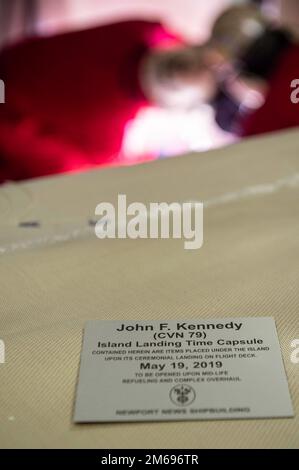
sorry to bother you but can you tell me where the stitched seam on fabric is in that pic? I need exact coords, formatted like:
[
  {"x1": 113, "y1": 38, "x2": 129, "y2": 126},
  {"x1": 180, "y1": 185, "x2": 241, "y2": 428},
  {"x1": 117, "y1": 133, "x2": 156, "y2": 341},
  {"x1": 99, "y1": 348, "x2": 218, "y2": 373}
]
[{"x1": 1, "y1": 172, "x2": 299, "y2": 255}]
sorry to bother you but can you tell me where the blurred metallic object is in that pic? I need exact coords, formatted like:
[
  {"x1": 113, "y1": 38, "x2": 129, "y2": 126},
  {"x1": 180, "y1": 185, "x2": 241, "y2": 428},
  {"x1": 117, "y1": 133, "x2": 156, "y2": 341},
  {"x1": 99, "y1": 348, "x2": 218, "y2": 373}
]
[{"x1": 209, "y1": 4, "x2": 269, "y2": 60}]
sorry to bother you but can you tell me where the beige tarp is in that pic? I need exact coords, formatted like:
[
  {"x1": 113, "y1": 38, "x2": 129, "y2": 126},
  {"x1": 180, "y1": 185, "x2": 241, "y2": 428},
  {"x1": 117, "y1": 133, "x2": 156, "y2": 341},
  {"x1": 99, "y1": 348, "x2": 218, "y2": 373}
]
[{"x1": 0, "y1": 128, "x2": 298, "y2": 448}]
